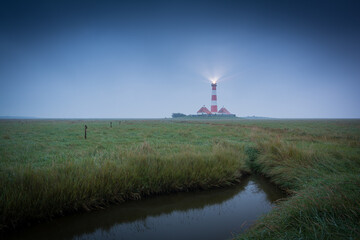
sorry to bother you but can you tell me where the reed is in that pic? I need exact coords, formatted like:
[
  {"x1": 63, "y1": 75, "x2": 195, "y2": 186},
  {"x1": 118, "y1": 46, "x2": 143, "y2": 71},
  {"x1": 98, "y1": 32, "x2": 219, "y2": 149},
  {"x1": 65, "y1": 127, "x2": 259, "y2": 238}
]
[
  {"x1": 0, "y1": 136, "x2": 246, "y2": 231},
  {"x1": 238, "y1": 137, "x2": 360, "y2": 239}
]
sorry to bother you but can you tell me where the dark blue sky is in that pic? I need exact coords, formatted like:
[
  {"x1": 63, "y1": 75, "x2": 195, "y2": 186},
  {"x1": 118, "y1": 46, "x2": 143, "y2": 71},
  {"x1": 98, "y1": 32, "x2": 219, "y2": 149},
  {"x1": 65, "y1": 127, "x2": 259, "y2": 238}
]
[{"x1": 1, "y1": 0, "x2": 360, "y2": 118}]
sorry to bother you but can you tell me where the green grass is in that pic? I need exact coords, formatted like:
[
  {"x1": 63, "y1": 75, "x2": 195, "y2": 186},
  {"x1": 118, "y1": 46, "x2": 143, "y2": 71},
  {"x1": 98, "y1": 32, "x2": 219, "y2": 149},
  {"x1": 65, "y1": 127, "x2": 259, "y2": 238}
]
[
  {"x1": 0, "y1": 119, "x2": 248, "y2": 230},
  {"x1": 0, "y1": 118, "x2": 359, "y2": 239},
  {"x1": 237, "y1": 122, "x2": 360, "y2": 239}
]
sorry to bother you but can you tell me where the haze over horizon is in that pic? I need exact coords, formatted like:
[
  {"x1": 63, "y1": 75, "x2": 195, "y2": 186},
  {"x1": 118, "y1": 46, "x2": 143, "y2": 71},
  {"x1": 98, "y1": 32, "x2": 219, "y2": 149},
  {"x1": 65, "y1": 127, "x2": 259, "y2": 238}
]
[{"x1": 1, "y1": 0, "x2": 360, "y2": 118}]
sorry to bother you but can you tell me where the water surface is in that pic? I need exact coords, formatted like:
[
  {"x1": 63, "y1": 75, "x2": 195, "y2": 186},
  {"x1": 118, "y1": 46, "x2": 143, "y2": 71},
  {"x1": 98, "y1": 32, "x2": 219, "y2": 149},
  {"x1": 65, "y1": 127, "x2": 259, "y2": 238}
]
[{"x1": 6, "y1": 175, "x2": 286, "y2": 240}]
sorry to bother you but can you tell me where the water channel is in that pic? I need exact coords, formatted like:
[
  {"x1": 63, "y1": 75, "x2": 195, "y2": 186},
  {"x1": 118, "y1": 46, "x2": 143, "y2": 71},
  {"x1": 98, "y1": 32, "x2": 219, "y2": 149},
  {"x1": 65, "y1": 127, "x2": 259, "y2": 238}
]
[{"x1": 6, "y1": 175, "x2": 287, "y2": 240}]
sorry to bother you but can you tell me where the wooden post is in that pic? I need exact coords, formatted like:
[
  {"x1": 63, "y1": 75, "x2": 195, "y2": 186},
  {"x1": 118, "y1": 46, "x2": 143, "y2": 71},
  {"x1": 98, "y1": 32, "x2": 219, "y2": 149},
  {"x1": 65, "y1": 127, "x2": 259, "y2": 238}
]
[
  {"x1": 110, "y1": 122, "x2": 112, "y2": 128},
  {"x1": 85, "y1": 125, "x2": 87, "y2": 139}
]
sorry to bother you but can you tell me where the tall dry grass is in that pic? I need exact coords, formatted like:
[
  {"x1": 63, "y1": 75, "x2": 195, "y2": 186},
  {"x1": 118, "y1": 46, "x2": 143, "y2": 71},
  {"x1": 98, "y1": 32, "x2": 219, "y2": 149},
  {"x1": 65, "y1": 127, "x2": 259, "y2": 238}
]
[
  {"x1": 238, "y1": 137, "x2": 360, "y2": 239},
  {"x1": 0, "y1": 140, "x2": 247, "y2": 231}
]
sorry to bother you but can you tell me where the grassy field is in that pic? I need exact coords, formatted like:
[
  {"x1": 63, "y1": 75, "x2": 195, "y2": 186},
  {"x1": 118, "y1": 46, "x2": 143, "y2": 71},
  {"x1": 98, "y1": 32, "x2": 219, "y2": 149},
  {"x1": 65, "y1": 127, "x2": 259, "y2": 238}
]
[{"x1": 0, "y1": 118, "x2": 359, "y2": 239}]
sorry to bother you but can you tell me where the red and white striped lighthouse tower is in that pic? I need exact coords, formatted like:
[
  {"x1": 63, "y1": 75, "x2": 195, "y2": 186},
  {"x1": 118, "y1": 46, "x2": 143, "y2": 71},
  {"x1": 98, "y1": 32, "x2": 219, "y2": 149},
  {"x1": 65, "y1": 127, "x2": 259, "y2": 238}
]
[{"x1": 211, "y1": 82, "x2": 218, "y2": 114}]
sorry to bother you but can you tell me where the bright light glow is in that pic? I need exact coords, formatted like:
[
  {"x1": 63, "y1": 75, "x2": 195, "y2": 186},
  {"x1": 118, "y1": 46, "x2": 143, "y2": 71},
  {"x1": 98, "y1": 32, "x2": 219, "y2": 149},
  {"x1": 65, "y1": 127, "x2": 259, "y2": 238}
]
[
  {"x1": 210, "y1": 78, "x2": 218, "y2": 84},
  {"x1": 200, "y1": 68, "x2": 224, "y2": 85},
  {"x1": 199, "y1": 67, "x2": 231, "y2": 85}
]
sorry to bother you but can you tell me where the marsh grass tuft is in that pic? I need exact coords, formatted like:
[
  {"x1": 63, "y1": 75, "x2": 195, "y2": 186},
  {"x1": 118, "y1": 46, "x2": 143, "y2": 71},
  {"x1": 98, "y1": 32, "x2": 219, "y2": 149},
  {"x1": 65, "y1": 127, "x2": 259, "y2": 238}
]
[
  {"x1": 238, "y1": 137, "x2": 360, "y2": 239},
  {"x1": 2, "y1": 135, "x2": 10, "y2": 140},
  {"x1": 0, "y1": 136, "x2": 246, "y2": 231}
]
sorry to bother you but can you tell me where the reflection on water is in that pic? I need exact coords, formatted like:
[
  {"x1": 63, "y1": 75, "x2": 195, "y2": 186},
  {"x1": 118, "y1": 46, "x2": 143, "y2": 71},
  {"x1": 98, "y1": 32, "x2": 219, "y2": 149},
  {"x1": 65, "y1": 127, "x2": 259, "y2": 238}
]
[{"x1": 6, "y1": 175, "x2": 286, "y2": 240}]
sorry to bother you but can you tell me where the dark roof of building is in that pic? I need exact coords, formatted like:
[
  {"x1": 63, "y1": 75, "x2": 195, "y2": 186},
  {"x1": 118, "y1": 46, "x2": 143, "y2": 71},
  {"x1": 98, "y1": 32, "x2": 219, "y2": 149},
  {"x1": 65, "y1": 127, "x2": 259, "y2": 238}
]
[
  {"x1": 218, "y1": 107, "x2": 231, "y2": 114},
  {"x1": 197, "y1": 106, "x2": 211, "y2": 114}
]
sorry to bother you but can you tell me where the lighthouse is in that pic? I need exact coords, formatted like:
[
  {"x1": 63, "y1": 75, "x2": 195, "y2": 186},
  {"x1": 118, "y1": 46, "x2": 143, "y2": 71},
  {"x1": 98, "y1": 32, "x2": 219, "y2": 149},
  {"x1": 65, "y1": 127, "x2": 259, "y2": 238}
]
[
  {"x1": 194, "y1": 79, "x2": 235, "y2": 117},
  {"x1": 211, "y1": 82, "x2": 218, "y2": 114}
]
